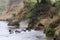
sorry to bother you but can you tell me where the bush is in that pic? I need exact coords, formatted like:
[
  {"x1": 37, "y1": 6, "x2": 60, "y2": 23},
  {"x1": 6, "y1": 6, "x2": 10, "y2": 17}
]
[{"x1": 45, "y1": 26, "x2": 55, "y2": 37}]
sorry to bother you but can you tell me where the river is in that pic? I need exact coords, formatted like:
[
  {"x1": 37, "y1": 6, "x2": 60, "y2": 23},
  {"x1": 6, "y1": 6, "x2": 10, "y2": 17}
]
[{"x1": 0, "y1": 21, "x2": 46, "y2": 40}]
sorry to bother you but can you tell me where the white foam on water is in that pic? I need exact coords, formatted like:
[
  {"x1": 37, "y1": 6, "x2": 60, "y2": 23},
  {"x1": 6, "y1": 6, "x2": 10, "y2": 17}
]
[
  {"x1": 0, "y1": 21, "x2": 9, "y2": 35},
  {"x1": 0, "y1": 21, "x2": 46, "y2": 40}
]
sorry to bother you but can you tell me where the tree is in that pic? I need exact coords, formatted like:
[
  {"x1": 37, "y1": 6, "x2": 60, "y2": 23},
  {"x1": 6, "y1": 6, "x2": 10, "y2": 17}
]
[
  {"x1": 37, "y1": 0, "x2": 39, "y2": 4},
  {"x1": 26, "y1": 0, "x2": 52, "y2": 30}
]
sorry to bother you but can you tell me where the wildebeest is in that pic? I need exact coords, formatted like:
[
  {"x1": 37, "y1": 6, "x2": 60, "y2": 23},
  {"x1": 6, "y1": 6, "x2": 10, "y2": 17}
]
[
  {"x1": 15, "y1": 30, "x2": 21, "y2": 33},
  {"x1": 22, "y1": 30, "x2": 26, "y2": 32},
  {"x1": 9, "y1": 30, "x2": 13, "y2": 34},
  {"x1": 26, "y1": 28, "x2": 31, "y2": 31}
]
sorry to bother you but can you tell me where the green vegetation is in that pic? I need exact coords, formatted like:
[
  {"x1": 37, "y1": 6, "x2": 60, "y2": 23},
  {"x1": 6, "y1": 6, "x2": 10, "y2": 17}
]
[
  {"x1": 0, "y1": 0, "x2": 8, "y2": 14},
  {"x1": 26, "y1": 0, "x2": 52, "y2": 29},
  {"x1": 45, "y1": 26, "x2": 55, "y2": 37},
  {"x1": 25, "y1": 0, "x2": 60, "y2": 39},
  {"x1": 56, "y1": 0, "x2": 60, "y2": 15},
  {"x1": 0, "y1": 3, "x2": 6, "y2": 12}
]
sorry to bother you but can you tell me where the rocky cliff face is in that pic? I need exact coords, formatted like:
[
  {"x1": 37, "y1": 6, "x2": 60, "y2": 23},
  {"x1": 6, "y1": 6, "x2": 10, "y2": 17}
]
[
  {"x1": 7, "y1": 0, "x2": 24, "y2": 14},
  {"x1": 0, "y1": 0, "x2": 24, "y2": 20},
  {"x1": 0, "y1": 0, "x2": 56, "y2": 21},
  {"x1": 0, "y1": 0, "x2": 8, "y2": 14}
]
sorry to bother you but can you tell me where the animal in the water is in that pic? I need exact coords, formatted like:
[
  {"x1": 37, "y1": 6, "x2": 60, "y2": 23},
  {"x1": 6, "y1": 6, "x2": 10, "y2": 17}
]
[
  {"x1": 15, "y1": 30, "x2": 21, "y2": 33},
  {"x1": 22, "y1": 30, "x2": 26, "y2": 32},
  {"x1": 9, "y1": 30, "x2": 13, "y2": 34}
]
